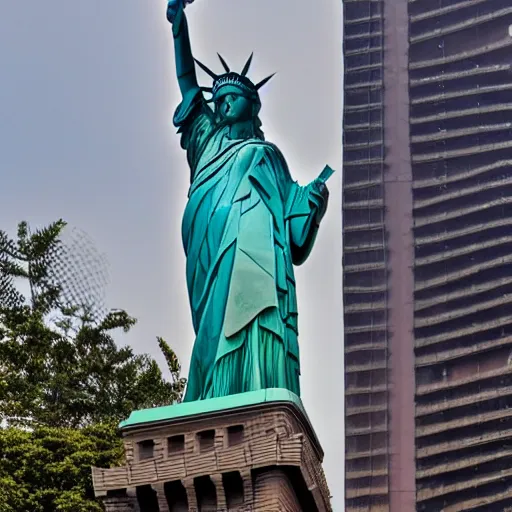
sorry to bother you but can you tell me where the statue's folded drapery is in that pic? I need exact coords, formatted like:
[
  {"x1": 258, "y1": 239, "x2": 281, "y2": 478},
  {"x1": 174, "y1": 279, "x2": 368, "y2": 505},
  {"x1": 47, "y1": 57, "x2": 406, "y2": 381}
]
[{"x1": 175, "y1": 91, "x2": 326, "y2": 402}]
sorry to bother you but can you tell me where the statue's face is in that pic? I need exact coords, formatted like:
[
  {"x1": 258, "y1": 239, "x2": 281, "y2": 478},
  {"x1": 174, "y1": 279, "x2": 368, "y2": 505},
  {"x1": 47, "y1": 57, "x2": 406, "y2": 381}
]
[{"x1": 217, "y1": 94, "x2": 252, "y2": 124}]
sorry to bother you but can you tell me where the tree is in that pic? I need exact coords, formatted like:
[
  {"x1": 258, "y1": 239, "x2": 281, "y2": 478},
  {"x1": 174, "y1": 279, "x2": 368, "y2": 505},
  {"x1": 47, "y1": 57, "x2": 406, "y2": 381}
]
[
  {"x1": 0, "y1": 220, "x2": 185, "y2": 428},
  {"x1": 0, "y1": 422, "x2": 124, "y2": 512},
  {"x1": 0, "y1": 220, "x2": 186, "y2": 510}
]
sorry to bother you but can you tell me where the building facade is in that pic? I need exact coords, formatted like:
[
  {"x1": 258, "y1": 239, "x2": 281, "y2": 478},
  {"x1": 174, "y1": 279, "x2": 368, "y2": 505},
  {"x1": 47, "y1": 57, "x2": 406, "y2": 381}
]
[{"x1": 343, "y1": 0, "x2": 512, "y2": 510}]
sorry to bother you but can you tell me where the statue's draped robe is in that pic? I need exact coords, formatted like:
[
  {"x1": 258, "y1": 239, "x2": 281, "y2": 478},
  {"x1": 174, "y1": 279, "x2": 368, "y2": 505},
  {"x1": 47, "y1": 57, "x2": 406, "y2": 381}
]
[{"x1": 175, "y1": 91, "x2": 325, "y2": 402}]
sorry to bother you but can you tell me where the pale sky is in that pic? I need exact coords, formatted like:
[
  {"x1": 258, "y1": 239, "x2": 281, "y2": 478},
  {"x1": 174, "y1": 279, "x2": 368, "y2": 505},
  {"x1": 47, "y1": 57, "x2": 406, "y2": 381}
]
[{"x1": 0, "y1": 0, "x2": 343, "y2": 508}]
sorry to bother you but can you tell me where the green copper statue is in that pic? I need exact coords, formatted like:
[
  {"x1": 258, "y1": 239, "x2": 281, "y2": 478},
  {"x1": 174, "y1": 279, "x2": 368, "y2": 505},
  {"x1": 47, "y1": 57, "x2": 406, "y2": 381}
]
[{"x1": 167, "y1": 0, "x2": 333, "y2": 402}]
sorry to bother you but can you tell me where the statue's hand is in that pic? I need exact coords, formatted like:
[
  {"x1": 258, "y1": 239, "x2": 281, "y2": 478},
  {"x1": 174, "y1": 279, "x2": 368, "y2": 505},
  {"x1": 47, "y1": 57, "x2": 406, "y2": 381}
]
[
  {"x1": 311, "y1": 180, "x2": 329, "y2": 224},
  {"x1": 167, "y1": 0, "x2": 194, "y2": 24},
  {"x1": 167, "y1": 0, "x2": 182, "y2": 24}
]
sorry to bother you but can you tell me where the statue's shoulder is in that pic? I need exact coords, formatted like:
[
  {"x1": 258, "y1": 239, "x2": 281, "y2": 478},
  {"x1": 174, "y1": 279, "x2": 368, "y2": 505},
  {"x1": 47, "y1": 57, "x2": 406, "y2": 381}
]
[
  {"x1": 238, "y1": 140, "x2": 285, "y2": 162},
  {"x1": 174, "y1": 90, "x2": 214, "y2": 131},
  {"x1": 258, "y1": 141, "x2": 288, "y2": 168}
]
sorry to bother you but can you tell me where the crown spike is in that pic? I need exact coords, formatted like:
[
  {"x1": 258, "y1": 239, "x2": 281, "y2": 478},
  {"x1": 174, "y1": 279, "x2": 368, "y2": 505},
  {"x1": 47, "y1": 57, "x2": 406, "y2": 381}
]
[
  {"x1": 217, "y1": 53, "x2": 230, "y2": 73},
  {"x1": 194, "y1": 58, "x2": 218, "y2": 79},
  {"x1": 241, "y1": 52, "x2": 254, "y2": 77},
  {"x1": 255, "y1": 72, "x2": 275, "y2": 90}
]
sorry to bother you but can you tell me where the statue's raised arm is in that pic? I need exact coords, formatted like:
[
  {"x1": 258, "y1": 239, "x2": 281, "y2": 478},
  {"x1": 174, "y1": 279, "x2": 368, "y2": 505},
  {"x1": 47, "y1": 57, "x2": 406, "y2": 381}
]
[{"x1": 167, "y1": 0, "x2": 200, "y2": 101}]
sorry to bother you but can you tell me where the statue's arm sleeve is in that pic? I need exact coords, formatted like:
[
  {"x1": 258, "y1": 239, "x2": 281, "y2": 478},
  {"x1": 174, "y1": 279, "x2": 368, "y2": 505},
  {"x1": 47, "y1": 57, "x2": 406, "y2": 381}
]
[
  {"x1": 285, "y1": 181, "x2": 327, "y2": 266},
  {"x1": 173, "y1": 89, "x2": 215, "y2": 178}
]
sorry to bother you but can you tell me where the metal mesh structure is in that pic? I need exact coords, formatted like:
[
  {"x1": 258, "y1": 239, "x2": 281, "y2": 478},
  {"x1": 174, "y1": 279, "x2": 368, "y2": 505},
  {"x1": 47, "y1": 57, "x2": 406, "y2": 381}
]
[{"x1": 46, "y1": 226, "x2": 110, "y2": 325}]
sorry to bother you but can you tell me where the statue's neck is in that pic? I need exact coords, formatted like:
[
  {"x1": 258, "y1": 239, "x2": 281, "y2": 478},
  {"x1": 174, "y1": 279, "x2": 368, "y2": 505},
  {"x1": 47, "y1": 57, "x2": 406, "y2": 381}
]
[{"x1": 228, "y1": 120, "x2": 255, "y2": 140}]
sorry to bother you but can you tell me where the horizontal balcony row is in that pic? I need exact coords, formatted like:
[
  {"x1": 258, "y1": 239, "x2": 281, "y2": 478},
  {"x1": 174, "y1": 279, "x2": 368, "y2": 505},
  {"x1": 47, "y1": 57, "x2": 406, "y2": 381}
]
[
  {"x1": 415, "y1": 314, "x2": 512, "y2": 351},
  {"x1": 344, "y1": 302, "x2": 386, "y2": 314},
  {"x1": 422, "y1": 487, "x2": 512, "y2": 512},
  {"x1": 343, "y1": 261, "x2": 386, "y2": 275},
  {"x1": 414, "y1": 236, "x2": 512, "y2": 268},
  {"x1": 417, "y1": 467, "x2": 512, "y2": 503},
  {"x1": 346, "y1": 384, "x2": 389, "y2": 397},
  {"x1": 345, "y1": 30, "x2": 383, "y2": 42},
  {"x1": 414, "y1": 176, "x2": 512, "y2": 211},
  {"x1": 344, "y1": 102, "x2": 382, "y2": 114},
  {"x1": 345, "y1": 361, "x2": 387, "y2": 374},
  {"x1": 414, "y1": 194, "x2": 512, "y2": 228},
  {"x1": 417, "y1": 448, "x2": 512, "y2": 479},
  {"x1": 417, "y1": 427, "x2": 512, "y2": 459},
  {"x1": 410, "y1": 36, "x2": 512, "y2": 71},
  {"x1": 346, "y1": 447, "x2": 387, "y2": 461},
  {"x1": 344, "y1": 122, "x2": 383, "y2": 134},
  {"x1": 343, "y1": 221, "x2": 384, "y2": 234},
  {"x1": 344, "y1": 15, "x2": 382, "y2": 27},
  {"x1": 416, "y1": 385, "x2": 512, "y2": 417},
  {"x1": 411, "y1": 103, "x2": 512, "y2": 127},
  {"x1": 410, "y1": 6, "x2": 512, "y2": 44},
  {"x1": 344, "y1": 286, "x2": 387, "y2": 298},
  {"x1": 415, "y1": 274, "x2": 512, "y2": 312},
  {"x1": 410, "y1": 63, "x2": 511, "y2": 88},
  {"x1": 416, "y1": 409, "x2": 512, "y2": 442},
  {"x1": 346, "y1": 467, "x2": 387, "y2": 481},
  {"x1": 412, "y1": 139, "x2": 512, "y2": 165},
  {"x1": 344, "y1": 180, "x2": 383, "y2": 195},
  {"x1": 346, "y1": 424, "x2": 388, "y2": 437},
  {"x1": 343, "y1": 137, "x2": 383, "y2": 151},
  {"x1": 409, "y1": 0, "x2": 487, "y2": 24},
  {"x1": 343, "y1": 198, "x2": 384, "y2": 210},
  {"x1": 414, "y1": 254, "x2": 512, "y2": 293},
  {"x1": 416, "y1": 334, "x2": 512, "y2": 367},
  {"x1": 417, "y1": 397, "x2": 512, "y2": 437},
  {"x1": 414, "y1": 293, "x2": 512, "y2": 329},
  {"x1": 346, "y1": 485, "x2": 388, "y2": 500},
  {"x1": 417, "y1": 362, "x2": 512, "y2": 398},
  {"x1": 345, "y1": 504, "x2": 389, "y2": 512},
  {"x1": 411, "y1": 80, "x2": 512, "y2": 108},
  {"x1": 413, "y1": 157, "x2": 512, "y2": 193},
  {"x1": 411, "y1": 123, "x2": 512, "y2": 145},
  {"x1": 345, "y1": 46, "x2": 382, "y2": 58},
  {"x1": 414, "y1": 215, "x2": 512, "y2": 246}
]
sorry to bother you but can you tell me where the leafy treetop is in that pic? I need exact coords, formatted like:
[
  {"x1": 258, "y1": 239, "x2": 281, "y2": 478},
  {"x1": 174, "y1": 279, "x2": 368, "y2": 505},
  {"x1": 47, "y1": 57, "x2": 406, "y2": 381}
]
[{"x1": 0, "y1": 220, "x2": 186, "y2": 428}]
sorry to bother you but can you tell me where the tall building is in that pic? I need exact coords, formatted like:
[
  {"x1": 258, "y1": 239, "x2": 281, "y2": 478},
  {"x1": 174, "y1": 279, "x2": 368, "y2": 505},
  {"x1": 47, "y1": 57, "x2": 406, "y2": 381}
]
[{"x1": 343, "y1": 1, "x2": 512, "y2": 511}]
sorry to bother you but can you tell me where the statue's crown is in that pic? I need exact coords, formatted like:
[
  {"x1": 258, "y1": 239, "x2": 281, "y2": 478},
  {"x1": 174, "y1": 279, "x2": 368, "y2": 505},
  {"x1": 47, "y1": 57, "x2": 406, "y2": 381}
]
[{"x1": 195, "y1": 53, "x2": 274, "y2": 103}]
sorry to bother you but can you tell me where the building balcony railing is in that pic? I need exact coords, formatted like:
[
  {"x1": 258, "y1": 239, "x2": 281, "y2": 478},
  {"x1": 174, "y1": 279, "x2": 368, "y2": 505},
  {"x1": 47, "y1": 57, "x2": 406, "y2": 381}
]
[
  {"x1": 417, "y1": 448, "x2": 512, "y2": 478},
  {"x1": 410, "y1": 0, "x2": 487, "y2": 23},
  {"x1": 417, "y1": 467, "x2": 512, "y2": 502},
  {"x1": 417, "y1": 428, "x2": 512, "y2": 459}
]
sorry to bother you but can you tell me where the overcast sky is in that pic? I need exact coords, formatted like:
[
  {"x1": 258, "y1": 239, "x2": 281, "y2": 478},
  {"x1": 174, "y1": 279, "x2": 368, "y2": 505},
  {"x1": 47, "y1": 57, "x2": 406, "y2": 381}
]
[{"x1": 0, "y1": 0, "x2": 343, "y2": 507}]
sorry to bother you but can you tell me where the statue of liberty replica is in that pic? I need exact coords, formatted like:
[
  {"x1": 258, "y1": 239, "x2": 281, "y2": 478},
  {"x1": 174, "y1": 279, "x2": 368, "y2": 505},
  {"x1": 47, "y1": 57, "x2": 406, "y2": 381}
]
[
  {"x1": 167, "y1": 0, "x2": 333, "y2": 403},
  {"x1": 92, "y1": 2, "x2": 334, "y2": 508}
]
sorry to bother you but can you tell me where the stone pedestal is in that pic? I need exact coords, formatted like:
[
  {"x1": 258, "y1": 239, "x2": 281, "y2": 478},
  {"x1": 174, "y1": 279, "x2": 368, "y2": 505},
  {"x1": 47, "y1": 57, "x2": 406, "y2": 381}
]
[{"x1": 92, "y1": 389, "x2": 331, "y2": 511}]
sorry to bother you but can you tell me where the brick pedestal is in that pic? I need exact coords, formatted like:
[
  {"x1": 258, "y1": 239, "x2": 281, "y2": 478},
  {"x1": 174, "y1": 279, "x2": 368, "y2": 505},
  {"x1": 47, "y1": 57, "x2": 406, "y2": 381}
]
[{"x1": 92, "y1": 389, "x2": 331, "y2": 511}]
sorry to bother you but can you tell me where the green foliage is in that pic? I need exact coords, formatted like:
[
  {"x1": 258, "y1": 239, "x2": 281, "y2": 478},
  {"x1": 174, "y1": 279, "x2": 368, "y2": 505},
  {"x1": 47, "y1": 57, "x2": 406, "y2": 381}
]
[
  {"x1": 158, "y1": 336, "x2": 187, "y2": 401},
  {"x1": 0, "y1": 220, "x2": 186, "y2": 510},
  {"x1": 0, "y1": 220, "x2": 185, "y2": 428},
  {"x1": 0, "y1": 422, "x2": 123, "y2": 512}
]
